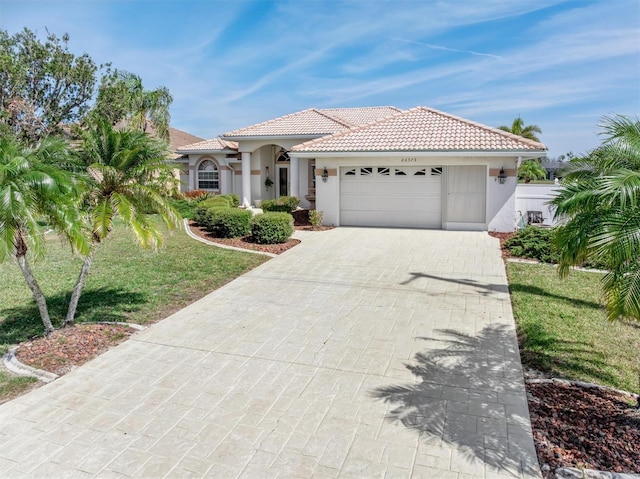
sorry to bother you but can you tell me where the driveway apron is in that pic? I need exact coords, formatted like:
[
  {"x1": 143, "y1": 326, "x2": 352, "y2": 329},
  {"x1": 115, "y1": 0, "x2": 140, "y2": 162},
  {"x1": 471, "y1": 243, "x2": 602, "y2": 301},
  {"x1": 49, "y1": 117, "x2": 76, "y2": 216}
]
[{"x1": 0, "y1": 228, "x2": 541, "y2": 478}]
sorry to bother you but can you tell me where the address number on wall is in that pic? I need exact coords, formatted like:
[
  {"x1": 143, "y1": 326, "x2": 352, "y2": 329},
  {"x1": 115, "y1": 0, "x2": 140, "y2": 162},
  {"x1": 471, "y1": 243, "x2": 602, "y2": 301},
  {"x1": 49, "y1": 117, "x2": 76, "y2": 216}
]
[{"x1": 401, "y1": 158, "x2": 417, "y2": 162}]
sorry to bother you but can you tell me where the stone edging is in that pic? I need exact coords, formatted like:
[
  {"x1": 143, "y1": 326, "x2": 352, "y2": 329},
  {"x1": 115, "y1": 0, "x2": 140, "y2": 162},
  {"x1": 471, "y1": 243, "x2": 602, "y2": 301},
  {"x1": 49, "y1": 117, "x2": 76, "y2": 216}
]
[
  {"x1": 4, "y1": 348, "x2": 58, "y2": 383},
  {"x1": 555, "y1": 467, "x2": 640, "y2": 478},
  {"x1": 2, "y1": 322, "x2": 146, "y2": 383},
  {"x1": 183, "y1": 219, "x2": 278, "y2": 258}
]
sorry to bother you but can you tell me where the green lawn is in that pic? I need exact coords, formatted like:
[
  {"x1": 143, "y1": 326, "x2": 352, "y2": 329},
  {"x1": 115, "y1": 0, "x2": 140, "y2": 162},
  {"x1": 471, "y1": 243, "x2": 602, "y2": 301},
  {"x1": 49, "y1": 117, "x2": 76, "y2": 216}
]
[
  {"x1": 508, "y1": 262, "x2": 640, "y2": 394},
  {"x1": 0, "y1": 222, "x2": 268, "y2": 351}
]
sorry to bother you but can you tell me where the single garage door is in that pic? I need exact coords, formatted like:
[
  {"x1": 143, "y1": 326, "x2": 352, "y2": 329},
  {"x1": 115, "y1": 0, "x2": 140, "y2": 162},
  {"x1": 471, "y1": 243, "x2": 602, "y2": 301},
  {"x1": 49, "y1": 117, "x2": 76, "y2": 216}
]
[{"x1": 340, "y1": 166, "x2": 442, "y2": 228}]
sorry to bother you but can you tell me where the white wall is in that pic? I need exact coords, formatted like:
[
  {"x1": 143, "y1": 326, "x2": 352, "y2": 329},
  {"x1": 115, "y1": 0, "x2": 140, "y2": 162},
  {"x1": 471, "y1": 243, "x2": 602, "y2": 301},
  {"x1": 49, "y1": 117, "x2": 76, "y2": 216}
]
[
  {"x1": 515, "y1": 184, "x2": 561, "y2": 226},
  {"x1": 313, "y1": 155, "x2": 519, "y2": 231}
]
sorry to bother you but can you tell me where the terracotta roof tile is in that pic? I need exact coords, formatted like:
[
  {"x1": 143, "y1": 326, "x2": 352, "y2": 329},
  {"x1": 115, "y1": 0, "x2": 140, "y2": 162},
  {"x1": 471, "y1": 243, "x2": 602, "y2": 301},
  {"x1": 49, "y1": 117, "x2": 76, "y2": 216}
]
[
  {"x1": 222, "y1": 106, "x2": 401, "y2": 138},
  {"x1": 291, "y1": 107, "x2": 547, "y2": 153},
  {"x1": 176, "y1": 137, "x2": 238, "y2": 153}
]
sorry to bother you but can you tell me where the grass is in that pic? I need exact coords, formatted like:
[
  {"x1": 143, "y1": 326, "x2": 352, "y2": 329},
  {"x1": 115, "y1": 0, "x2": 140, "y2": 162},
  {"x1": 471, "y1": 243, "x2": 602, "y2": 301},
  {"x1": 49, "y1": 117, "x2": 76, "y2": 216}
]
[
  {"x1": 0, "y1": 370, "x2": 37, "y2": 404},
  {"x1": 0, "y1": 220, "x2": 268, "y2": 349},
  {"x1": 508, "y1": 262, "x2": 640, "y2": 394}
]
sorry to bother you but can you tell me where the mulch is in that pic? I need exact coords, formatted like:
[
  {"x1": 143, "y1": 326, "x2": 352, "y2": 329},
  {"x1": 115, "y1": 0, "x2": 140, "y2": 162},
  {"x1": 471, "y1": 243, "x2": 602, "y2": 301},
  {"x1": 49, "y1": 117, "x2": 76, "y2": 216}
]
[
  {"x1": 14, "y1": 323, "x2": 134, "y2": 376},
  {"x1": 527, "y1": 381, "x2": 640, "y2": 474}
]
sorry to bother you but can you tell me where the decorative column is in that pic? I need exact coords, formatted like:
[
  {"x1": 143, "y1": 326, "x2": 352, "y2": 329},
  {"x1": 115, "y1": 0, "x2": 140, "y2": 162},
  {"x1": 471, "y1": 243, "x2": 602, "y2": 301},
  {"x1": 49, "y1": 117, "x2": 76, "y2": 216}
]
[
  {"x1": 290, "y1": 155, "x2": 299, "y2": 199},
  {"x1": 241, "y1": 151, "x2": 251, "y2": 207}
]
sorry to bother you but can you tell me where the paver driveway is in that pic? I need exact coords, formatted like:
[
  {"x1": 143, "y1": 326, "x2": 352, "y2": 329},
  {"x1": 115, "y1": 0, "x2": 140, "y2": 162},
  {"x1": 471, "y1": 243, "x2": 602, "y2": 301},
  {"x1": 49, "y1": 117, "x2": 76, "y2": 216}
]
[{"x1": 0, "y1": 228, "x2": 541, "y2": 478}]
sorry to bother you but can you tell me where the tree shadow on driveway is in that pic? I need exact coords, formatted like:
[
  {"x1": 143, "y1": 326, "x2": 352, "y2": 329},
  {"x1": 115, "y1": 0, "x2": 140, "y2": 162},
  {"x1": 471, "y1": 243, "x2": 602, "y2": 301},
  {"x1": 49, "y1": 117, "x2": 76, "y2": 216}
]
[
  {"x1": 401, "y1": 272, "x2": 509, "y2": 296},
  {"x1": 369, "y1": 324, "x2": 562, "y2": 478}
]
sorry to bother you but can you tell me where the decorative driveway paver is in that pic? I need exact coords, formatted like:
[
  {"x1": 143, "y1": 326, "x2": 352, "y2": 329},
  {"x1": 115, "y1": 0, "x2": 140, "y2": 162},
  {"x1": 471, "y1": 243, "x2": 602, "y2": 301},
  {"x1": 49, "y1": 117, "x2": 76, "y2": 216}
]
[{"x1": 0, "y1": 228, "x2": 541, "y2": 478}]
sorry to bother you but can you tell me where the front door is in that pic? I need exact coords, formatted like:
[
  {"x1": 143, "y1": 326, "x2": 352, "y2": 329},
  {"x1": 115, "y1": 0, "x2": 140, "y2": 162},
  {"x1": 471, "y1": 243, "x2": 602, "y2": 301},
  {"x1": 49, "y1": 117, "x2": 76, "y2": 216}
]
[{"x1": 278, "y1": 166, "x2": 288, "y2": 197}]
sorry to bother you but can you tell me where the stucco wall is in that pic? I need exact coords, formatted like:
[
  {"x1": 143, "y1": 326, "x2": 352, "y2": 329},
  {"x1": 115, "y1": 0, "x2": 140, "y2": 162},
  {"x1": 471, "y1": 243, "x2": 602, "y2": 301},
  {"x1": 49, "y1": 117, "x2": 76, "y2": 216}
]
[
  {"x1": 515, "y1": 184, "x2": 561, "y2": 226},
  {"x1": 313, "y1": 155, "x2": 519, "y2": 231}
]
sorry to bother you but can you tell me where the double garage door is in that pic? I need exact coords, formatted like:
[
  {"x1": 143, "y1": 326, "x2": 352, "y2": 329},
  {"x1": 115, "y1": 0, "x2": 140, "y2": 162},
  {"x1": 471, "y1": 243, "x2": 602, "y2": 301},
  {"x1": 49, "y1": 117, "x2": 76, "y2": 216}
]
[{"x1": 340, "y1": 165, "x2": 486, "y2": 229}]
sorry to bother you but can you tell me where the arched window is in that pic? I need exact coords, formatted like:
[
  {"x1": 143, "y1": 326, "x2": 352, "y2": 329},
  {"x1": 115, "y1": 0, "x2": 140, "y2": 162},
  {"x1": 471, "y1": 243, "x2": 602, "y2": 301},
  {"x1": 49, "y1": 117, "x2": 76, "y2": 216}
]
[{"x1": 197, "y1": 160, "x2": 219, "y2": 190}]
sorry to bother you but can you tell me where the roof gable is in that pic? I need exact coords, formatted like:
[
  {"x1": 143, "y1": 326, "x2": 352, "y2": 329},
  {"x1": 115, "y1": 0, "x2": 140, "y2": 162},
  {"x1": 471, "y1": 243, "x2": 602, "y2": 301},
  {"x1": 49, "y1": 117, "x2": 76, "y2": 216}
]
[
  {"x1": 291, "y1": 106, "x2": 547, "y2": 153},
  {"x1": 222, "y1": 106, "x2": 401, "y2": 138},
  {"x1": 176, "y1": 137, "x2": 238, "y2": 153}
]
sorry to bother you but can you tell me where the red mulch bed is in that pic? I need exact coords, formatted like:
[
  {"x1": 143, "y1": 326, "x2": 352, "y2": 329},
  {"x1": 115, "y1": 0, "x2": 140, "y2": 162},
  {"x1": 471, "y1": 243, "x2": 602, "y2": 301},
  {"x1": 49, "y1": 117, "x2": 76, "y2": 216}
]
[
  {"x1": 188, "y1": 209, "x2": 332, "y2": 254},
  {"x1": 15, "y1": 323, "x2": 134, "y2": 376},
  {"x1": 527, "y1": 381, "x2": 640, "y2": 474},
  {"x1": 488, "y1": 230, "x2": 516, "y2": 259}
]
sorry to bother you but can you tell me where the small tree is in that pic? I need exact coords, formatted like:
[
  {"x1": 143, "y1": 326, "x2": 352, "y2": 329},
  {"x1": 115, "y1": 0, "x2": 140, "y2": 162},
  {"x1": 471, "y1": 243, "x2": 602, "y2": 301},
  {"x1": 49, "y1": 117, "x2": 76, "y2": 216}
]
[
  {"x1": 552, "y1": 114, "x2": 640, "y2": 321},
  {"x1": 64, "y1": 119, "x2": 180, "y2": 326},
  {"x1": 518, "y1": 159, "x2": 547, "y2": 183},
  {"x1": 92, "y1": 70, "x2": 173, "y2": 141},
  {"x1": 0, "y1": 136, "x2": 88, "y2": 336}
]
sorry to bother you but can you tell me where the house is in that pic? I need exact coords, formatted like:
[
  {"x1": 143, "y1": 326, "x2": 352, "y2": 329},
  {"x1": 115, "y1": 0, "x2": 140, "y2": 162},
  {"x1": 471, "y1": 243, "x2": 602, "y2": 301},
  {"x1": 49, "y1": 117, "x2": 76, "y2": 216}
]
[{"x1": 176, "y1": 106, "x2": 546, "y2": 232}]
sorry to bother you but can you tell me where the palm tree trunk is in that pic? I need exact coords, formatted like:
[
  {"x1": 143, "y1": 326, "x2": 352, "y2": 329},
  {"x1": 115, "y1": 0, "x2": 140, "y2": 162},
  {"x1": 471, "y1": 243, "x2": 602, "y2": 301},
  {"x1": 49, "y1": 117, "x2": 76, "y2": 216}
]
[
  {"x1": 64, "y1": 246, "x2": 97, "y2": 327},
  {"x1": 14, "y1": 234, "x2": 54, "y2": 337}
]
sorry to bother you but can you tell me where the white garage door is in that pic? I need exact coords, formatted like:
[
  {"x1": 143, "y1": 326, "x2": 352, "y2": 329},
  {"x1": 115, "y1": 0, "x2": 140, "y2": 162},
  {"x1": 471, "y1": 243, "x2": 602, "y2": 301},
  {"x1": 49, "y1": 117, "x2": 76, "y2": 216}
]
[{"x1": 340, "y1": 166, "x2": 442, "y2": 228}]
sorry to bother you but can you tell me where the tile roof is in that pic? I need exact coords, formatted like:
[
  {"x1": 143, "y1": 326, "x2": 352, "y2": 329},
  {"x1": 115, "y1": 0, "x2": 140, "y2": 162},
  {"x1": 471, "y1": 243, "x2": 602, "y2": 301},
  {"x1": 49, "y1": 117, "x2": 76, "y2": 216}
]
[
  {"x1": 176, "y1": 137, "x2": 238, "y2": 153},
  {"x1": 291, "y1": 106, "x2": 547, "y2": 153},
  {"x1": 222, "y1": 106, "x2": 401, "y2": 138}
]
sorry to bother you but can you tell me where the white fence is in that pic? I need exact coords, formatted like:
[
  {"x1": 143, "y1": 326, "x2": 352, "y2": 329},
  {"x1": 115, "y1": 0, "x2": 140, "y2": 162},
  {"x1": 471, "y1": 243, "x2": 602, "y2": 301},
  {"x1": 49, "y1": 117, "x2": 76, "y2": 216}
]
[{"x1": 515, "y1": 184, "x2": 561, "y2": 227}]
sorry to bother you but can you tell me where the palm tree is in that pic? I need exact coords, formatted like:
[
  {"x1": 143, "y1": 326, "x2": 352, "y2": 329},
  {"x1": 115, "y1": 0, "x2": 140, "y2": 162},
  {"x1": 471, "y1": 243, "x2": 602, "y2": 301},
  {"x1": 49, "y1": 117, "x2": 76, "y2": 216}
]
[
  {"x1": 64, "y1": 119, "x2": 181, "y2": 326},
  {"x1": 518, "y1": 159, "x2": 547, "y2": 183},
  {"x1": 94, "y1": 70, "x2": 173, "y2": 142},
  {"x1": 499, "y1": 117, "x2": 542, "y2": 142},
  {"x1": 552, "y1": 114, "x2": 640, "y2": 321},
  {"x1": 0, "y1": 137, "x2": 89, "y2": 336}
]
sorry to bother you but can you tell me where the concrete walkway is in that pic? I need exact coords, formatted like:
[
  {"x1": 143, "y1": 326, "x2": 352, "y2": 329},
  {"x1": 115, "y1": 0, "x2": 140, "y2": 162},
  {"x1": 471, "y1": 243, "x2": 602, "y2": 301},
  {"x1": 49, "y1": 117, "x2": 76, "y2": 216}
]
[{"x1": 0, "y1": 228, "x2": 541, "y2": 478}]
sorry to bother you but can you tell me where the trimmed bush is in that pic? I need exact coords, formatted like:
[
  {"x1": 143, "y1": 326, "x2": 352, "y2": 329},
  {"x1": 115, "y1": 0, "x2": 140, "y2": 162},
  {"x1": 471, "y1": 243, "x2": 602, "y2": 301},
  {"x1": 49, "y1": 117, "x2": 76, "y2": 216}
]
[
  {"x1": 203, "y1": 208, "x2": 252, "y2": 238},
  {"x1": 220, "y1": 194, "x2": 240, "y2": 207},
  {"x1": 261, "y1": 199, "x2": 290, "y2": 213},
  {"x1": 261, "y1": 196, "x2": 300, "y2": 213},
  {"x1": 309, "y1": 209, "x2": 324, "y2": 228},
  {"x1": 251, "y1": 212, "x2": 294, "y2": 244},
  {"x1": 200, "y1": 196, "x2": 231, "y2": 209},
  {"x1": 505, "y1": 226, "x2": 558, "y2": 263}
]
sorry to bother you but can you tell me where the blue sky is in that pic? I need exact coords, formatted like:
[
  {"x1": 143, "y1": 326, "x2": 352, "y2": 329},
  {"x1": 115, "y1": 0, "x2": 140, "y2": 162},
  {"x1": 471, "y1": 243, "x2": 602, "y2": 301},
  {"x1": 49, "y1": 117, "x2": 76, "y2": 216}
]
[{"x1": 2, "y1": 0, "x2": 639, "y2": 158}]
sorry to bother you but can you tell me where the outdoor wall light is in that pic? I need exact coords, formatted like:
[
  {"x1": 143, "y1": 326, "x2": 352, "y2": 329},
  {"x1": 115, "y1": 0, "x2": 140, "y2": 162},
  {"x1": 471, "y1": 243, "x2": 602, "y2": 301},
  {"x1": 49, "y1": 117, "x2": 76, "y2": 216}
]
[
  {"x1": 498, "y1": 167, "x2": 507, "y2": 184},
  {"x1": 322, "y1": 167, "x2": 329, "y2": 183}
]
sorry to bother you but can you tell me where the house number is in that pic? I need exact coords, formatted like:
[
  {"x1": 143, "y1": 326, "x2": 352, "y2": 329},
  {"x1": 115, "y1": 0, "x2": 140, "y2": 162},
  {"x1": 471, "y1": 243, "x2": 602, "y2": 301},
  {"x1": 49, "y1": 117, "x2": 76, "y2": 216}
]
[{"x1": 401, "y1": 158, "x2": 416, "y2": 162}]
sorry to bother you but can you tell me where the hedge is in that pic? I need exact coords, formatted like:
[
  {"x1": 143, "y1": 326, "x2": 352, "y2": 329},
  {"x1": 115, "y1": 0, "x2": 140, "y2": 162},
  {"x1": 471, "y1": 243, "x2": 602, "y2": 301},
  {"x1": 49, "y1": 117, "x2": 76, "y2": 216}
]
[
  {"x1": 203, "y1": 208, "x2": 252, "y2": 238},
  {"x1": 251, "y1": 212, "x2": 294, "y2": 244},
  {"x1": 262, "y1": 196, "x2": 300, "y2": 212}
]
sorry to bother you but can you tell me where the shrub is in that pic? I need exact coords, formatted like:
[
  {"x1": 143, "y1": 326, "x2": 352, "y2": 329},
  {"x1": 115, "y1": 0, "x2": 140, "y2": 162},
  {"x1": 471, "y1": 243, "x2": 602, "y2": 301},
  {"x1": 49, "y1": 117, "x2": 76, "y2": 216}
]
[
  {"x1": 200, "y1": 196, "x2": 231, "y2": 209},
  {"x1": 309, "y1": 209, "x2": 324, "y2": 228},
  {"x1": 194, "y1": 198, "x2": 230, "y2": 225},
  {"x1": 261, "y1": 200, "x2": 290, "y2": 213},
  {"x1": 184, "y1": 189, "x2": 208, "y2": 199},
  {"x1": 504, "y1": 226, "x2": 559, "y2": 263},
  {"x1": 251, "y1": 212, "x2": 294, "y2": 244},
  {"x1": 279, "y1": 196, "x2": 300, "y2": 211},
  {"x1": 203, "y1": 208, "x2": 252, "y2": 238},
  {"x1": 220, "y1": 194, "x2": 240, "y2": 207},
  {"x1": 261, "y1": 196, "x2": 300, "y2": 212},
  {"x1": 168, "y1": 198, "x2": 197, "y2": 220}
]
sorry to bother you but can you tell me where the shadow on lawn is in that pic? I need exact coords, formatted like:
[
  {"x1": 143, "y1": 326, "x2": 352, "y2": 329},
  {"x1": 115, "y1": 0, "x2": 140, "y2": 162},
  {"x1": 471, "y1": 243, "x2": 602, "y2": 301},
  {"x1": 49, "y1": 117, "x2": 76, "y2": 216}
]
[
  {"x1": 509, "y1": 283, "x2": 602, "y2": 310},
  {"x1": 0, "y1": 288, "x2": 146, "y2": 344},
  {"x1": 370, "y1": 324, "x2": 541, "y2": 477}
]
